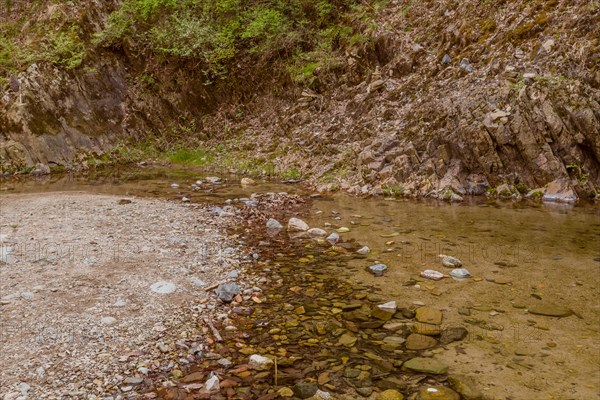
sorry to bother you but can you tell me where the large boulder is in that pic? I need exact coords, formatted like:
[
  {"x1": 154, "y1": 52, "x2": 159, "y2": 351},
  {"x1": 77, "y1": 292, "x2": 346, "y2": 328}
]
[{"x1": 542, "y1": 178, "x2": 578, "y2": 203}]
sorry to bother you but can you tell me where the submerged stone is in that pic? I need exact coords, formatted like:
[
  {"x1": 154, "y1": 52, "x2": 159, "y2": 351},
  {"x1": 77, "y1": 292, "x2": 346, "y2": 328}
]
[
  {"x1": 402, "y1": 358, "x2": 448, "y2": 374},
  {"x1": 528, "y1": 304, "x2": 573, "y2": 317},
  {"x1": 367, "y1": 264, "x2": 388, "y2": 276},
  {"x1": 372, "y1": 301, "x2": 397, "y2": 320},
  {"x1": 416, "y1": 307, "x2": 443, "y2": 325},
  {"x1": 440, "y1": 327, "x2": 468, "y2": 344},
  {"x1": 293, "y1": 382, "x2": 318, "y2": 399},
  {"x1": 266, "y1": 218, "x2": 284, "y2": 230},
  {"x1": 416, "y1": 386, "x2": 460, "y2": 400},
  {"x1": 447, "y1": 375, "x2": 483, "y2": 400},
  {"x1": 288, "y1": 217, "x2": 309, "y2": 232},
  {"x1": 405, "y1": 333, "x2": 438, "y2": 350},
  {"x1": 248, "y1": 354, "x2": 274, "y2": 370},
  {"x1": 542, "y1": 178, "x2": 578, "y2": 203},
  {"x1": 376, "y1": 389, "x2": 405, "y2": 400}
]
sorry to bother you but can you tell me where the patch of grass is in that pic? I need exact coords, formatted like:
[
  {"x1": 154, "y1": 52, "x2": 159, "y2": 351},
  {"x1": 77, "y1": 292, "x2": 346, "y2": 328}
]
[
  {"x1": 382, "y1": 183, "x2": 404, "y2": 197},
  {"x1": 282, "y1": 166, "x2": 301, "y2": 180},
  {"x1": 528, "y1": 190, "x2": 543, "y2": 199},
  {"x1": 166, "y1": 148, "x2": 214, "y2": 166}
]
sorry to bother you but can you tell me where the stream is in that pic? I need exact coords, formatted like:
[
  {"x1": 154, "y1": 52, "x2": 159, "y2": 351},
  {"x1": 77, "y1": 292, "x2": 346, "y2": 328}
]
[{"x1": 1, "y1": 166, "x2": 599, "y2": 400}]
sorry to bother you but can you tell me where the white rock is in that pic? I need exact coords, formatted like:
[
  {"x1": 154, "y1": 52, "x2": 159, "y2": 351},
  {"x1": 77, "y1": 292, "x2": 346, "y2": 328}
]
[
  {"x1": 314, "y1": 390, "x2": 332, "y2": 399},
  {"x1": 356, "y1": 246, "x2": 370, "y2": 255},
  {"x1": 307, "y1": 228, "x2": 327, "y2": 237},
  {"x1": 114, "y1": 299, "x2": 127, "y2": 307},
  {"x1": 287, "y1": 218, "x2": 309, "y2": 232},
  {"x1": 377, "y1": 301, "x2": 397, "y2": 313},
  {"x1": 18, "y1": 383, "x2": 30, "y2": 395},
  {"x1": 266, "y1": 218, "x2": 283, "y2": 230},
  {"x1": 190, "y1": 277, "x2": 207, "y2": 287},
  {"x1": 241, "y1": 177, "x2": 256, "y2": 186},
  {"x1": 248, "y1": 354, "x2": 274, "y2": 371},
  {"x1": 326, "y1": 232, "x2": 340, "y2": 245},
  {"x1": 150, "y1": 281, "x2": 177, "y2": 294},
  {"x1": 205, "y1": 374, "x2": 220, "y2": 392},
  {"x1": 101, "y1": 317, "x2": 117, "y2": 326}
]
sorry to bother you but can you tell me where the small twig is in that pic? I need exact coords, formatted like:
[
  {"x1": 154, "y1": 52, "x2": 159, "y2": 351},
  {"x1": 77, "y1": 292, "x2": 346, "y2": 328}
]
[
  {"x1": 203, "y1": 317, "x2": 223, "y2": 342},
  {"x1": 204, "y1": 281, "x2": 223, "y2": 292},
  {"x1": 274, "y1": 356, "x2": 278, "y2": 386}
]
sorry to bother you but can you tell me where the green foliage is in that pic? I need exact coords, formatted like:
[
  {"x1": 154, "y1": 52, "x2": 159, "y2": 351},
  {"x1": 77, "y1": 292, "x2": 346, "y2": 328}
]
[
  {"x1": 0, "y1": 33, "x2": 17, "y2": 84},
  {"x1": 46, "y1": 26, "x2": 85, "y2": 69},
  {"x1": 96, "y1": 0, "x2": 360, "y2": 81},
  {"x1": 282, "y1": 166, "x2": 301, "y2": 180},
  {"x1": 515, "y1": 182, "x2": 528, "y2": 194},
  {"x1": 382, "y1": 183, "x2": 404, "y2": 197},
  {"x1": 566, "y1": 163, "x2": 589, "y2": 184}
]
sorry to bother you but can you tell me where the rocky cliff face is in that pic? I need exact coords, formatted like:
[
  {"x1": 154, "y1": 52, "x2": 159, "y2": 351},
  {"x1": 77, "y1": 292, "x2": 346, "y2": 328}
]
[
  {"x1": 1, "y1": 0, "x2": 598, "y2": 200},
  {"x1": 201, "y1": 0, "x2": 600, "y2": 200}
]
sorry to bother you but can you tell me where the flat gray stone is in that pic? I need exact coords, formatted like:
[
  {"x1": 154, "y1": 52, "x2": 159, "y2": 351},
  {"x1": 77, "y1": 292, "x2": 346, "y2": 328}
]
[{"x1": 150, "y1": 281, "x2": 177, "y2": 294}]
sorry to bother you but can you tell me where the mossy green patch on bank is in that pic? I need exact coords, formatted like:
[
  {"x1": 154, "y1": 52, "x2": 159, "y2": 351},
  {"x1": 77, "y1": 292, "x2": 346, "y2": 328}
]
[{"x1": 165, "y1": 148, "x2": 214, "y2": 166}]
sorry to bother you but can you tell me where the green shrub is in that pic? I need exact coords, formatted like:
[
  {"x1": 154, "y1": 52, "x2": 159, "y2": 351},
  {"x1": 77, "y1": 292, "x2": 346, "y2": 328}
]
[
  {"x1": 96, "y1": 0, "x2": 360, "y2": 81},
  {"x1": 46, "y1": 26, "x2": 85, "y2": 69}
]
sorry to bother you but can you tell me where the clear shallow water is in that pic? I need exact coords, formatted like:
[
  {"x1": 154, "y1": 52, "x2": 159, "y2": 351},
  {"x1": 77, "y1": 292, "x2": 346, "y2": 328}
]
[{"x1": 2, "y1": 166, "x2": 599, "y2": 399}]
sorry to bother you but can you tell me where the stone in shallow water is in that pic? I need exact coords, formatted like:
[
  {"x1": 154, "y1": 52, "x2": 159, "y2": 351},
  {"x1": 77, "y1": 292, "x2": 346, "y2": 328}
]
[
  {"x1": 248, "y1": 354, "x2": 274, "y2": 370},
  {"x1": 357, "y1": 246, "x2": 370, "y2": 255},
  {"x1": 215, "y1": 283, "x2": 241, "y2": 302},
  {"x1": 372, "y1": 301, "x2": 397, "y2": 320},
  {"x1": 440, "y1": 327, "x2": 468, "y2": 344},
  {"x1": 204, "y1": 373, "x2": 220, "y2": 392},
  {"x1": 293, "y1": 382, "x2": 318, "y2": 399},
  {"x1": 402, "y1": 358, "x2": 448, "y2": 374},
  {"x1": 217, "y1": 358, "x2": 233, "y2": 369},
  {"x1": 367, "y1": 264, "x2": 388, "y2": 276},
  {"x1": 266, "y1": 218, "x2": 283, "y2": 230},
  {"x1": 278, "y1": 387, "x2": 294, "y2": 397},
  {"x1": 413, "y1": 322, "x2": 442, "y2": 336},
  {"x1": 326, "y1": 232, "x2": 340, "y2": 245},
  {"x1": 416, "y1": 386, "x2": 460, "y2": 400},
  {"x1": 356, "y1": 387, "x2": 373, "y2": 397},
  {"x1": 441, "y1": 256, "x2": 462, "y2": 268},
  {"x1": 528, "y1": 304, "x2": 573, "y2": 317},
  {"x1": 288, "y1": 217, "x2": 309, "y2": 232},
  {"x1": 382, "y1": 336, "x2": 406, "y2": 347},
  {"x1": 308, "y1": 227, "x2": 327, "y2": 237},
  {"x1": 337, "y1": 333, "x2": 358, "y2": 347},
  {"x1": 406, "y1": 333, "x2": 438, "y2": 350},
  {"x1": 150, "y1": 281, "x2": 176, "y2": 294},
  {"x1": 376, "y1": 389, "x2": 404, "y2": 400},
  {"x1": 450, "y1": 268, "x2": 471, "y2": 280},
  {"x1": 542, "y1": 178, "x2": 578, "y2": 203},
  {"x1": 447, "y1": 375, "x2": 483, "y2": 400},
  {"x1": 416, "y1": 307, "x2": 443, "y2": 325}
]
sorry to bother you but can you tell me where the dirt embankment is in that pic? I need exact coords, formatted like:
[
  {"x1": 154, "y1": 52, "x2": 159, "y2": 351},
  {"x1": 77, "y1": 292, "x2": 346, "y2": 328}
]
[{"x1": 1, "y1": 0, "x2": 599, "y2": 199}]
